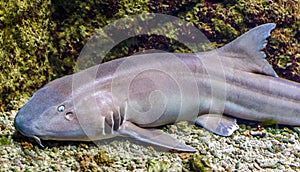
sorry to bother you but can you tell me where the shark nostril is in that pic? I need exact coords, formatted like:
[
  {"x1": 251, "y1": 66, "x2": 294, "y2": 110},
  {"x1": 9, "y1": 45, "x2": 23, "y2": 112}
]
[{"x1": 65, "y1": 112, "x2": 74, "y2": 121}]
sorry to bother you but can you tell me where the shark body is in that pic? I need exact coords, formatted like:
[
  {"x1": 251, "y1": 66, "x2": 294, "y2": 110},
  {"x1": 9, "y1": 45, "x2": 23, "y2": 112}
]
[{"x1": 14, "y1": 23, "x2": 300, "y2": 152}]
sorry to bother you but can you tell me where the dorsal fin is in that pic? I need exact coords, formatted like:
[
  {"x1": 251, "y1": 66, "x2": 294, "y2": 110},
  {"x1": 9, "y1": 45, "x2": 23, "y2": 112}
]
[{"x1": 218, "y1": 23, "x2": 278, "y2": 77}]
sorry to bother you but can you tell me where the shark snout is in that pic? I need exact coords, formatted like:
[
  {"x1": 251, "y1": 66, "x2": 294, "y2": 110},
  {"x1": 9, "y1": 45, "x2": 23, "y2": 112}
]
[
  {"x1": 14, "y1": 110, "x2": 45, "y2": 147},
  {"x1": 14, "y1": 110, "x2": 36, "y2": 137}
]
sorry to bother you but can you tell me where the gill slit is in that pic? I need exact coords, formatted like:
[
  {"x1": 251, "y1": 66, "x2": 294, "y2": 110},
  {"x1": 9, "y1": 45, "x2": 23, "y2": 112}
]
[{"x1": 110, "y1": 111, "x2": 114, "y2": 134}]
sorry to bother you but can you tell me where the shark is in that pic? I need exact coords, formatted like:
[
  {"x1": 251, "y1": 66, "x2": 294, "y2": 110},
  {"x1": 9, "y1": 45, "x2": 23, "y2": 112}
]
[{"x1": 14, "y1": 23, "x2": 300, "y2": 152}]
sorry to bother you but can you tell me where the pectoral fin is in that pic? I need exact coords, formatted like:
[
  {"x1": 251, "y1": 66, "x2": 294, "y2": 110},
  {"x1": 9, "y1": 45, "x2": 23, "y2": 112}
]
[
  {"x1": 195, "y1": 114, "x2": 239, "y2": 136},
  {"x1": 119, "y1": 121, "x2": 196, "y2": 152}
]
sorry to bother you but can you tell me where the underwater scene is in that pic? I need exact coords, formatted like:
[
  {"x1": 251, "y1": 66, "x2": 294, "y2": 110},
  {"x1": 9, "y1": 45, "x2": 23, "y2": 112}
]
[{"x1": 0, "y1": 0, "x2": 299, "y2": 171}]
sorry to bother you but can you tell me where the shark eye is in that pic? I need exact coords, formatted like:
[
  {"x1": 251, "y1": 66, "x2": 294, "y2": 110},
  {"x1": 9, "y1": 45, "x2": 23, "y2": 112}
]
[{"x1": 57, "y1": 105, "x2": 65, "y2": 112}]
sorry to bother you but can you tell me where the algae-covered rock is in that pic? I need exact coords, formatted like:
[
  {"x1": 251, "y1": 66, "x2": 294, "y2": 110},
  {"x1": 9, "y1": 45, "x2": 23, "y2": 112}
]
[
  {"x1": 0, "y1": 136, "x2": 11, "y2": 146},
  {"x1": 147, "y1": 157, "x2": 183, "y2": 172},
  {"x1": 189, "y1": 153, "x2": 212, "y2": 172},
  {"x1": 0, "y1": 0, "x2": 54, "y2": 112},
  {"x1": 94, "y1": 149, "x2": 115, "y2": 167}
]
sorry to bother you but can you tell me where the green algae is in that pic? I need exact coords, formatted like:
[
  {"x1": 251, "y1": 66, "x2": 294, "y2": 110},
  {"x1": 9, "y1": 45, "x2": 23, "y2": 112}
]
[
  {"x1": 0, "y1": 136, "x2": 11, "y2": 146},
  {"x1": 189, "y1": 153, "x2": 212, "y2": 172},
  {"x1": 93, "y1": 149, "x2": 115, "y2": 167},
  {"x1": 261, "y1": 118, "x2": 279, "y2": 127},
  {"x1": 0, "y1": 0, "x2": 54, "y2": 112},
  {"x1": 146, "y1": 157, "x2": 183, "y2": 172}
]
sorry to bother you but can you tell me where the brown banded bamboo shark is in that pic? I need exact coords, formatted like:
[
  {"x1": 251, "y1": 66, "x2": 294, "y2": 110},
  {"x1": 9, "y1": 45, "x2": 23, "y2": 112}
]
[{"x1": 14, "y1": 23, "x2": 300, "y2": 152}]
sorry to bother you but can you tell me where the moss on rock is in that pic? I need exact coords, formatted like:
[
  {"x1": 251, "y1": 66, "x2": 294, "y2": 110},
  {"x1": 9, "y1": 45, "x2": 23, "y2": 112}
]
[{"x1": 0, "y1": 0, "x2": 55, "y2": 111}]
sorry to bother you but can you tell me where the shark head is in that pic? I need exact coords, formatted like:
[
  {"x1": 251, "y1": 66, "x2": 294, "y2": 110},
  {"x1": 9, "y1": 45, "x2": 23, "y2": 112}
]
[
  {"x1": 14, "y1": 75, "x2": 90, "y2": 146},
  {"x1": 14, "y1": 69, "x2": 120, "y2": 147}
]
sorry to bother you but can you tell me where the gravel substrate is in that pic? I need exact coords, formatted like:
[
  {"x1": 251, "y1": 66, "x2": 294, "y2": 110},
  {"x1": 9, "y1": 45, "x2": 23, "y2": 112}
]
[{"x1": 1, "y1": 103, "x2": 299, "y2": 171}]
